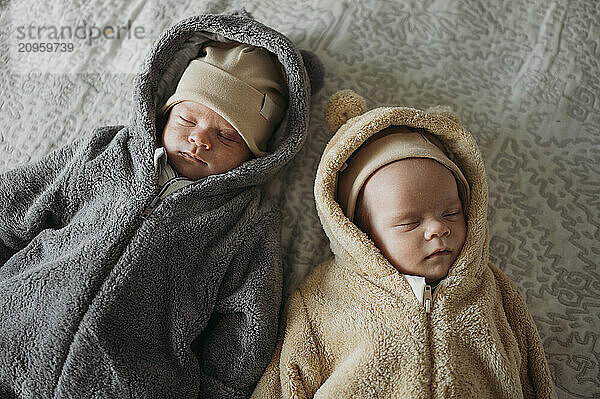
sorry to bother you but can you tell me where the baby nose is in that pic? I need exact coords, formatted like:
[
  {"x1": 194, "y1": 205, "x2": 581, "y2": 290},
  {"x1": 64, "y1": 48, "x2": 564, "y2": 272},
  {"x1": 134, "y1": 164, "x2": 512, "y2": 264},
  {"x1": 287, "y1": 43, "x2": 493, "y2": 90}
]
[
  {"x1": 188, "y1": 128, "x2": 212, "y2": 150},
  {"x1": 424, "y1": 219, "x2": 450, "y2": 240}
]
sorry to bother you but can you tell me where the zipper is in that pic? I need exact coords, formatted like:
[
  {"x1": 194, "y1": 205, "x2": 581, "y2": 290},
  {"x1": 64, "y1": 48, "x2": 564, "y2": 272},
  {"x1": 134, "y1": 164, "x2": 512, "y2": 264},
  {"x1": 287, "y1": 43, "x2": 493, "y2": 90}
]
[
  {"x1": 142, "y1": 177, "x2": 193, "y2": 218},
  {"x1": 142, "y1": 194, "x2": 161, "y2": 218},
  {"x1": 424, "y1": 283, "x2": 434, "y2": 395},
  {"x1": 423, "y1": 282, "x2": 445, "y2": 314},
  {"x1": 424, "y1": 284, "x2": 433, "y2": 313},
  {"x1": 423, "y1": 281, "x2": 444, "y2": 397}
]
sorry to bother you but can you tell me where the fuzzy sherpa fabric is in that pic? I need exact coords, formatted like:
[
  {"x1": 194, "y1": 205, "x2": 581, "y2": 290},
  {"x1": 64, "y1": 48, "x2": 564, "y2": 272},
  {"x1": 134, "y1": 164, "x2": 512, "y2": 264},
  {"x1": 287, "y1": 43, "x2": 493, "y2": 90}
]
[
  {"x1": 0, "y1": 11, "x2": 323, "y2": 399},
  {"x1": 252, "y1": 90, "x2": 556, "y2": 398}
]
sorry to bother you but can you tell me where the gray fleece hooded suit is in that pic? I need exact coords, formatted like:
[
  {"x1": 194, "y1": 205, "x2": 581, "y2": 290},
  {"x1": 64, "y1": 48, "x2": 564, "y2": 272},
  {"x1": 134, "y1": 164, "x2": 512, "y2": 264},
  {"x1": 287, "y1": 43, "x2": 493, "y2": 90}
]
[{"x1": 0, "y1": 11, "x2": 323, "y2": 399}]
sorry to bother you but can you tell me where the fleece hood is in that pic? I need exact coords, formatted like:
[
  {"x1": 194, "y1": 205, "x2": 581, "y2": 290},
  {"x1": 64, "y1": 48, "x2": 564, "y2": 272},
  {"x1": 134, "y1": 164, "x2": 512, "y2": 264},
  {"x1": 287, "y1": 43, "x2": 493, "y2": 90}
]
[
  {"x1": 133, "y1": 10, "x2": 324, "y2": 194},
  {"x1": 315, "y1": 89, "x2": 488, "y2": 293}
]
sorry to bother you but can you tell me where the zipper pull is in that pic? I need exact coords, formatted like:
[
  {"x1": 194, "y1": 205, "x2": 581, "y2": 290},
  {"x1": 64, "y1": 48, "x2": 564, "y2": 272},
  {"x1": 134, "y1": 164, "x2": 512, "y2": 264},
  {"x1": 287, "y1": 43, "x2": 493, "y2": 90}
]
[
  {"x1": 424, "y1": 284, "x2": 432, "y2": 313},
  {"x1": 142, "y1": 195, "x2": 161, "y2": 218}
]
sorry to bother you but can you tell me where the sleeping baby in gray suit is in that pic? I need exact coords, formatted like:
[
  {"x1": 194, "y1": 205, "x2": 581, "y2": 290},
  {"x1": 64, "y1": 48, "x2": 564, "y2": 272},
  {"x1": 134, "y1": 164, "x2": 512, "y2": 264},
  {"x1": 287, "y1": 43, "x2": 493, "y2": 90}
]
[{"x1": 0, "y1": 11, "x2": 322, "y2": 399}]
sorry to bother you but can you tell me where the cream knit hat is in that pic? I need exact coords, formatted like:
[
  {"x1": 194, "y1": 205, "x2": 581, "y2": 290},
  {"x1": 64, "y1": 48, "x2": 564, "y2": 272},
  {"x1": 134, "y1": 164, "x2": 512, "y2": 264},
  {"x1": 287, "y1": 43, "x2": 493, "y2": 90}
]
[
  {"x1": 337, "y1": 126, "x2": 470, "y2": 221},
  {"x1": 162, "y1": 41, "x2": 288, "y2": 156}
]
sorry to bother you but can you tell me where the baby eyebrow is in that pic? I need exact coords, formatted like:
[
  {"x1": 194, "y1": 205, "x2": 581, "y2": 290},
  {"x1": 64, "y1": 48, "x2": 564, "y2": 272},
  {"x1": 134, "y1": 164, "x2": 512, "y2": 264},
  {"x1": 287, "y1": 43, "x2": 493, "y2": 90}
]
[
  {"x1": 445, "y1": 201, "x2": 463, "y2": 210},
  {"x1": 389, "y1": 213, "x2": 417, "y2": 223}
]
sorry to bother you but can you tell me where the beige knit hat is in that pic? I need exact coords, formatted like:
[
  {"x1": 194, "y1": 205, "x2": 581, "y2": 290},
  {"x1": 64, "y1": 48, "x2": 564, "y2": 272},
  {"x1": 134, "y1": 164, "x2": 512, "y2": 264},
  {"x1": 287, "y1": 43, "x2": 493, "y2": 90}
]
[
  {"x1": 162, "y1": 41, "x2": 288, "y2": 156},
  {"x1": 337, "y1": 126, "x2": 470, "y2": 221}
]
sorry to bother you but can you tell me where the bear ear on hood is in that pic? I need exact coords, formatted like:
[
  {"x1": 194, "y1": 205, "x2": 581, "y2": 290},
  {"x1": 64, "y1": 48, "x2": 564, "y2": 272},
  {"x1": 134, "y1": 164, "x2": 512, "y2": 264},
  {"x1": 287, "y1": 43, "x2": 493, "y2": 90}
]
[
  {"x1": 225, "y1": 8, "x2": 252, "y2": 17},
  {"x1": 300, "y1": 49, "x2": 325, "y2": 95},
  {"x1": 325, "y1": 89, "x2": 367, "y2": 133},
  {"x1": 426, "y1": 105, "x2": 460, "y2": 124}
]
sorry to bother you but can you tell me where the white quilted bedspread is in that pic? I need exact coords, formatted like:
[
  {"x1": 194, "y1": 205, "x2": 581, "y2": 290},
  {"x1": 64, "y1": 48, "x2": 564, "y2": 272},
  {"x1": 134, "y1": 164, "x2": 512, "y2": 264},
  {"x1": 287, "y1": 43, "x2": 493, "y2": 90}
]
[{"x1": 1, "y1": 1, "x2": 598, "y2": 397}]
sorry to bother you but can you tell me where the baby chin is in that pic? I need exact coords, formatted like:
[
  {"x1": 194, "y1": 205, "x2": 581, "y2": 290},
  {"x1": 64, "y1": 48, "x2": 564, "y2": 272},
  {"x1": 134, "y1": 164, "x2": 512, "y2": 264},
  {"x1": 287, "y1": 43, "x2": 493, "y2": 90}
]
[{"x1": 422, "y1": 253, "x2": 456, "y2": 282}]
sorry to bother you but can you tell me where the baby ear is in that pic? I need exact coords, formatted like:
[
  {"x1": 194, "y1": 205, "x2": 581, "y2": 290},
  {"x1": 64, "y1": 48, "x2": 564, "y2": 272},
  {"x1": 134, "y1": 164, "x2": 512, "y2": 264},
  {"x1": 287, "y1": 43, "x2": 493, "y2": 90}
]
[
  {"x1": 325, "y1": 89, "x2": 367, "y2": 133},
  {"x1": 299, "y1": 49, "x2": 325, "y2": 95},
  {"x1": 426, "y1": 105, "x2": 460, "y2": 124}
]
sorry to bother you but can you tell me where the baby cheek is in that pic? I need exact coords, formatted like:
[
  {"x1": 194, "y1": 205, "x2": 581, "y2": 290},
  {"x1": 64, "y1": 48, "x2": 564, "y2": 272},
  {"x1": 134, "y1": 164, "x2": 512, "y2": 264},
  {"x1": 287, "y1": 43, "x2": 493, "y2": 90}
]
[
  {"x1": 229, "y1": 146, "x2": 252, "y2": 164},
  {"x1": 387, "y1": 232, "x2": 413, "y2": 253},
  {"x1": 454, "y1": 222, "x2": 467, "y2": 247},
  {"x1": 161, "y1": 124, "x2": 173, "y2": 144},
  {"x1": 162, "y1": 127, "x2": 186, "y2": 149}
]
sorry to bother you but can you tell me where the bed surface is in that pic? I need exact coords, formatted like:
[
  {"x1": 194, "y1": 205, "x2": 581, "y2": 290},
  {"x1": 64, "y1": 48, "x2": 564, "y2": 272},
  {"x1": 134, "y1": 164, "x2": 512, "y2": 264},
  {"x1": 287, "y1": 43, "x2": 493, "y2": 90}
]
[{"x1": 1, "y1": 1, "x2": 598, "y2": 397}]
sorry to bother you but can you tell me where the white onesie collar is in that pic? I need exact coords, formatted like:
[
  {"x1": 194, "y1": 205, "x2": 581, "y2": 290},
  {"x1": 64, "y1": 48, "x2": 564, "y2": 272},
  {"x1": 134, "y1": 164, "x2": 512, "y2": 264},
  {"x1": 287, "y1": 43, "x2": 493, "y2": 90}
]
[
  {"x1": 404, "y1": 274, "x2": 427, "y2": 304},
  {"x1": 403, "y1": 274, "x2": 446, "y2": 307},
  {"x1": 153, "y1": 147, "x2": 179, "y2": 185}
]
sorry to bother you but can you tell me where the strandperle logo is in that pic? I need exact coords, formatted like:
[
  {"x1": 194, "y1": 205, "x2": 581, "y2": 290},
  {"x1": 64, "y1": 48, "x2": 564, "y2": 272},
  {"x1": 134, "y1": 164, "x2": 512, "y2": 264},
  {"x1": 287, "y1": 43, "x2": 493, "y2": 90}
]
[{"x1": 15, "y1": 20, "x2": 147, "y2": 46}]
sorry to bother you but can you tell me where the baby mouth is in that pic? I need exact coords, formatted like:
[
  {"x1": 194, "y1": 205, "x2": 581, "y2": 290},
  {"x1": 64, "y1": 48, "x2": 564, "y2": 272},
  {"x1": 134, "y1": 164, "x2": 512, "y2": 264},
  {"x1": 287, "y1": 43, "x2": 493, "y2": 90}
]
[
  {"x1": 180, "y1": 151, "x2": 207, "y2": 165},
  {"x1": 425, "y1": 249, "x2": 452, "y2": 259}
]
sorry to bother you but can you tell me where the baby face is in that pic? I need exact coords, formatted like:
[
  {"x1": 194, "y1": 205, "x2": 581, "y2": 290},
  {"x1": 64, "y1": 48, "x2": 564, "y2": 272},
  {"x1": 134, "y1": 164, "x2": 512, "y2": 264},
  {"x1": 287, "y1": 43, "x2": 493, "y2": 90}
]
[
  {"x1": 356, "y1": 158, "x2": 466, "y2": 283},
  {"x1": 161, "y1": 101, "x2": 252, "y2": 179}
]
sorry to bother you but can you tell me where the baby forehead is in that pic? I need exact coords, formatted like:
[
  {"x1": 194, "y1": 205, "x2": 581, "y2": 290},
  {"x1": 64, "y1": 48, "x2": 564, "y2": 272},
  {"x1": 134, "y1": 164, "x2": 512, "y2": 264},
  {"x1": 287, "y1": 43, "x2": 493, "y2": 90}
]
[
  {"x1": 369, "y1": 158, "x2": 458, "y2": 185},
  {"x1": 361, "y1": 159, "x2": 463, "y2": 208}
]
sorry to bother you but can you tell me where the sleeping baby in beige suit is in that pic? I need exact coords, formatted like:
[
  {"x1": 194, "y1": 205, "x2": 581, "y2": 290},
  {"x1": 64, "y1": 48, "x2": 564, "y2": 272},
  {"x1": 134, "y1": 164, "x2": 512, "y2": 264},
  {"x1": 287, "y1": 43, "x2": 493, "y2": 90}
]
[{"x1": 252, "y1": 89, "x2": 556, "y2": 398}]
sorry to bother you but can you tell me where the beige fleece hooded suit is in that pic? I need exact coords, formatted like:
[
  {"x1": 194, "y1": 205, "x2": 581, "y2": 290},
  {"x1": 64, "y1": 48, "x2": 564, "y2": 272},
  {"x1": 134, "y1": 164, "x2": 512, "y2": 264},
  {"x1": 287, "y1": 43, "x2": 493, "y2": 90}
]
[{"x1": 252, "y1": 90, "x2": 556, "y2": 398}]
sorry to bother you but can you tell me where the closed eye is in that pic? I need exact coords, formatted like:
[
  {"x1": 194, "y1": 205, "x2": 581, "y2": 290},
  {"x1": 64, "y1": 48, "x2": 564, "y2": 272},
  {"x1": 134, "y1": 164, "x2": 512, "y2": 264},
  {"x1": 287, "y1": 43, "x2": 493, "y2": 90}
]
[
  {"x1": 444, "y1": 210, "x2": 462, "y2": 219},
  {"x1": 178, "y1": 116, "x2": 195, "y2": 126},
  {"x1": 395, "y1": 221, "x2": 419, "y2": 231},
  {"x1": 218, "y1": 130, "x2": 241, "y2": 144},
  {"x1": 218, "y1": 133, "x2": 236, "y2": 142}
]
